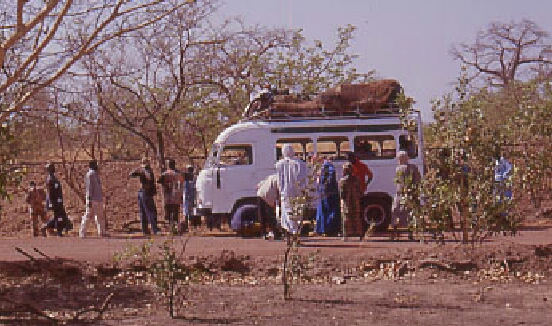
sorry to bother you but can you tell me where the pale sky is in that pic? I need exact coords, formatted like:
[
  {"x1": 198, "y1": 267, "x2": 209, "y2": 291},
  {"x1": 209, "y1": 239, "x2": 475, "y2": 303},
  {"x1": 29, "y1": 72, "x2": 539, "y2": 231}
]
[{"x1": 221, "y1": 0, "x2": 552, "y2": 121}]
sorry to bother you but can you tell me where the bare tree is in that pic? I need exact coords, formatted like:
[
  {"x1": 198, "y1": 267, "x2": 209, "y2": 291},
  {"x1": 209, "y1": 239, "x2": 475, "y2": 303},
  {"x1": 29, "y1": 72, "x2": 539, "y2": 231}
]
[
  {"x1": 451, "y1": 19, "x2": 552, "y2": 87},
  {"x1": 86, "y1": 5, "x2": 293, "y2": 168},
  {"x1": 0, "y1": 0, "x2": 194, "y2": 123}
]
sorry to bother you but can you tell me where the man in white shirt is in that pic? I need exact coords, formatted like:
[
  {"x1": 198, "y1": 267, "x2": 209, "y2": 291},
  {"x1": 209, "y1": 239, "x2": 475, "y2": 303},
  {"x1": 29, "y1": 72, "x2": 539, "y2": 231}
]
[
  {"x1": 80, "y1": 160, "x2": 106, "y2": 237},
  {"x1": 275, "y1": 144, "x2": 308, "y2": 238}
]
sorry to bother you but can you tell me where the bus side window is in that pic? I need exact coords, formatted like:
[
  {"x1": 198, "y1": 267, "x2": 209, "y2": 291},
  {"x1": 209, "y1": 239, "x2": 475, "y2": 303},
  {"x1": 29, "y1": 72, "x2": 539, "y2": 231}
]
[
  {"x1": 354, "y1": 135, "x2": 395, "y2": 160},
  {"x1": 276, "y1": 138, "x2": 314, "y2": 161},
  {"x1": 399, "y1": 135, "x2": 418, "y2": 158},
  {"x1": 316, "y1": 136, "x2": 350, "y2": 161}
]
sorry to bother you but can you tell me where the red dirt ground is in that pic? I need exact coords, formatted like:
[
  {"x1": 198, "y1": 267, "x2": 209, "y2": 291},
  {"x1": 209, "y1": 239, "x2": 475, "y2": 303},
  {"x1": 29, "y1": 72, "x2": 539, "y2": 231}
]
[
  {"x1": 0, "y1": 228, "x2": 552, "y2": 325},
  {"x1": 1, "y1": 162, "x2": 552, "y2": 325}
]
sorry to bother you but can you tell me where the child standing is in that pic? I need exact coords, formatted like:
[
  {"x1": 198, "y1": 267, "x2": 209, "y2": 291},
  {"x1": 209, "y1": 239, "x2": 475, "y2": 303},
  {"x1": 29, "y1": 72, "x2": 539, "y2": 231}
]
[{"x1": 26, "y1": 181, "x2": 47, "y2": 237}]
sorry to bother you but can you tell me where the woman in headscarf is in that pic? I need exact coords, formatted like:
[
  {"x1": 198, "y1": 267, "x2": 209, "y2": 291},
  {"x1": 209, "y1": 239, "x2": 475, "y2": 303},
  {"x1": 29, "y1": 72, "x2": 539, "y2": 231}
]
[
  {"x1": 315, "y1": 159, "x2": 341, "y2": 236},
  {"x1": 339, "y1": 162, "x2": 363, "y2": 241},
  {"x1": 275, "y1": 144, "x2": 308, "y2": 239}
]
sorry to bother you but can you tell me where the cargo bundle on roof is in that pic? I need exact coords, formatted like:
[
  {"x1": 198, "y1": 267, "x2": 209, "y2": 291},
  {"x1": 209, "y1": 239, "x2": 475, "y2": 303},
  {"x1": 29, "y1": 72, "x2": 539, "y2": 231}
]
[{"x1": 243, "y1": 79, "x2": 402, "y2": 119}]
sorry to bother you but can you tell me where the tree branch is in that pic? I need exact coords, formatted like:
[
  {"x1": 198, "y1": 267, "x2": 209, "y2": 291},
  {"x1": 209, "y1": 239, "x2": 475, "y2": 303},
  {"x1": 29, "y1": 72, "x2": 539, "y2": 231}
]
[
  {"x1": 0, "y1": 0, "x2": 61, "y2": 68},
  {"x1": 0, "y1": 1, "x2": 190, "y2": 123},
  {"x1": 0, "y1": 0, "x2": 73, "y2": 95}
]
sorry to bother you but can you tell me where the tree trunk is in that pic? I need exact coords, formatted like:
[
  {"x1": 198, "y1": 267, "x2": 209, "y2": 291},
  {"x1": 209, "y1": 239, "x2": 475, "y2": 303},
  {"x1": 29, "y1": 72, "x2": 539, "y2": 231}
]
[
  {"x1": 157, "y1": 128, "x2": 165, "y2": 171},
  {"x1": 461, "y1": 177, "x2": 469, "y2": 244}
]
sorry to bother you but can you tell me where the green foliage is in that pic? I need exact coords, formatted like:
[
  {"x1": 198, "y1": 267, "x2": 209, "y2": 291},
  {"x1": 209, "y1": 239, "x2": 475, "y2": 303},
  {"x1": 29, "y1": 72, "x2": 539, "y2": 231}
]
[
  {"x1": 150, "y1": 239, "x2": 188, "y2": 318},
  {"x1": 112, "y1": 239, "x2": 154, "y2": 266},
  {"x1": 283, "y1": 159, "x2": 321, "y2": 300},
  {"x1": 113, "y1": 237, "x2": 200, "y2": 318},
  {"x1": 0, "y1": 123, "x2": 24, "y2": 214},
  {"x1": 262, "y1": 25, "x2": 373, "y2": 96},
  {"x1": 398, "y1": 70, "x2": 547, "y2": 243}
]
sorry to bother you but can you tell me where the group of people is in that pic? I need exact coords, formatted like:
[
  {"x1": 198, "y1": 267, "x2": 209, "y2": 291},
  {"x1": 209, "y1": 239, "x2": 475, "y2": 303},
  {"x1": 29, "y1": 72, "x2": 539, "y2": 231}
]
[
  {"x1": 25, "y1": 146, "x2": 512, "y2": 240},
  {"x1": 26, "y1": 163, "x2": 74, "y2": 237},
  {"x1": 25, "y1": 158, "x2": 197, "y2": 237},
  {"x1": 314, "y1": 151, "x2": 375, "y2": 241},
  {"x1": 232, "y1": 143, "x2": 425, "y2": 242},
  {"x1": 314, "y1": 150, "x2": 420, "y2": 241},
  {"x1": 129, "y1": 158, "x2": 196, "y2": 236}
]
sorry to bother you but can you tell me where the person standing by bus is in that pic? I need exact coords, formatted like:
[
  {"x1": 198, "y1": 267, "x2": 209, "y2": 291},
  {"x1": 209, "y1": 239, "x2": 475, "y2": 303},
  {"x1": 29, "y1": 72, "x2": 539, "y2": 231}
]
[
  {"x1": 339, "y1": 163, "x2": 363, "y2": 241},
  {"x1": 315, "y1": 159, "x2": 341, "y2": 236},
  {"x1": 347, "y1": 152, "x2": 373, "y2": 194},
  {"x1": 182, "y1": 165, "x2": 196, "y2": 232},
  {"x1": 158, "y1": 159, "x2": 184, "y2": 235},
  {"x1": 391, "y1": 151, "x2": 421, "y2": 239},
  {"x1": 257, "y1": 173, "x2": 280, "y2": 239},
  {"x1": 130, "y1": 158, "x2": 159, "y2": 235},
  {"x1": 276, "y1": 144, "x2": 308, "y2": 243}
]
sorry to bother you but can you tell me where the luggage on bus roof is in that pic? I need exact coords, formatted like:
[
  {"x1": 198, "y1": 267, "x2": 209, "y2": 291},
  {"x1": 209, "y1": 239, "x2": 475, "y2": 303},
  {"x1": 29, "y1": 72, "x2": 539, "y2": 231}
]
[{"x1": 266, "y1": 79, "x2": 402, "y2": 118}]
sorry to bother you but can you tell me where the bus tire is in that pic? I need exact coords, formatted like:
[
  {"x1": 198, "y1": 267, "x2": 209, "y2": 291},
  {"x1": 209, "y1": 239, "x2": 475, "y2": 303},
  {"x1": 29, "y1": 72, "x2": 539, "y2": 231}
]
[
  {"x1": 362, "y1": 198, "x2": 391, "y2": 232},
  {"x1": 232, "y1": 198, "x2": 262, "y2": 236}
]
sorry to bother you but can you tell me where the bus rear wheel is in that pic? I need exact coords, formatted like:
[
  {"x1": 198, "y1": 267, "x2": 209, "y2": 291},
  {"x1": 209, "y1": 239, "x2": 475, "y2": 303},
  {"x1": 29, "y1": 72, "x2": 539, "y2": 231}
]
[{"x1": 362, "y1": 199, "x2": 391, "y2": 232}]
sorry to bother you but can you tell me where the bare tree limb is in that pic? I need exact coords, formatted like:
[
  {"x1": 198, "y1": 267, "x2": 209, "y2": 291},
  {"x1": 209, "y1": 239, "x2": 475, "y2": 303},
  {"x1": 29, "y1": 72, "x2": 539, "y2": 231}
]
[
  {"x1": 451, "y1": 19, "x2": 552, "y2": 87},
  {"x1": 0, "y1": 1, "x2": 191, "y2": 123},
  {"x1": 0, "y1": 0, "x2": 60, "y2": 68}
]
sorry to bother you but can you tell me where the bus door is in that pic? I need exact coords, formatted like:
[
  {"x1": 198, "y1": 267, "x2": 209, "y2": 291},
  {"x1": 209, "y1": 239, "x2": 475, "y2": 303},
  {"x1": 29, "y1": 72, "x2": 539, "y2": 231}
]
[{"x1": 215, "y1": 144, "x2": 255, "y2": 209}]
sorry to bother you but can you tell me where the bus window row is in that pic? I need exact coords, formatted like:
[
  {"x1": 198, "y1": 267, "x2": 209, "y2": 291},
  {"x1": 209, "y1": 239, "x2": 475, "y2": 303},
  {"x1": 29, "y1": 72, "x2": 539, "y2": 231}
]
[{"x1": 218, "y1": 135, "x2": 418, "y2": 166}]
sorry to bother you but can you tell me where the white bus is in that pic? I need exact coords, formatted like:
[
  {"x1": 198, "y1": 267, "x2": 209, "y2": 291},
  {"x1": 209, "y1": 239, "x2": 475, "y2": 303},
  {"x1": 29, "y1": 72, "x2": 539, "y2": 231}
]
[{"x1": 194, "y1": 111, "x2": 424, "y2": 231}]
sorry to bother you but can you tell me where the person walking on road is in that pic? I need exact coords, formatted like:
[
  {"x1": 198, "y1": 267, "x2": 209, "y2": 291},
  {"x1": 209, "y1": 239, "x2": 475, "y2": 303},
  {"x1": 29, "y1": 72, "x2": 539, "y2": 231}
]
[
  {"x1": 130, "y1": 158, "x2": 159, "y2": 235},
  {"x1": 339, "y1": 163, "x2": 363, "y2": 241},
  {"x1": 26, "y1": 181, "x2": 47, "y2": 237},
  {"x1": 79, "y1": 160, "x2": 106, "y2": 238},
  {"x1": 42, "y1": 163, "x2": 72, "y2": 236},
  {"x1": 158, "y1": 159, "x2": 184, "y2": 235}
]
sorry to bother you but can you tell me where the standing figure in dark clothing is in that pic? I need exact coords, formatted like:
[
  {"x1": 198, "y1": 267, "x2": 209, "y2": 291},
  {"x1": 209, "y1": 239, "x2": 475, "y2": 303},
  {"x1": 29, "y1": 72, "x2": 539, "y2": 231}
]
[
  {"x1": 339, "y1": 163, "x2": 363, "y2": 241},
  {"x1": 130, "y1": 158, "x2": 159, "y2": 235},
  {"x1": 182, "y1": 165, "x2": 197, "y2": 231},
  {"x1": 42, "y1": 163, "x2": 72, "y2": 236},
  {"x1": 157, "y1": 159, "x2": 184, "y2": 235},
  {"x1": 315, "y1": 160, "x2": 341, "y2": 236}
]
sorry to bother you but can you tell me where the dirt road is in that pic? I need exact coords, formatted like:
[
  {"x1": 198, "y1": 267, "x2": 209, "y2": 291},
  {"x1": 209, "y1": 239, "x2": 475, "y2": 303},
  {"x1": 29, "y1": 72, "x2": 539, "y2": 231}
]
[
  {"x1": 1, "y1": 226, "x2": 552, "y2": 325},
  {"x1": 1, "y1": 224, "x2": 551, "y2": 262}
]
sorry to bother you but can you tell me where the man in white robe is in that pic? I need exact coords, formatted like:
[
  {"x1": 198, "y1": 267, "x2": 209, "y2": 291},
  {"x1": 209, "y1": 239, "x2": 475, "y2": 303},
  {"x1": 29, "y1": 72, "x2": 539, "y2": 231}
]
[{"x1": 275, "y1": 144, "x2": 308, "y2": 235}]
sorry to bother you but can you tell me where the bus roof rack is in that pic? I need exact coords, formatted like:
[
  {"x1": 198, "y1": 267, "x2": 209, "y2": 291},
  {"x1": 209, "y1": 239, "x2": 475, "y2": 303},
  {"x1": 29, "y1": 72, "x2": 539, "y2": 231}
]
[{"x1": 242, "y1": 105, "x2": 418, "y2": 122}]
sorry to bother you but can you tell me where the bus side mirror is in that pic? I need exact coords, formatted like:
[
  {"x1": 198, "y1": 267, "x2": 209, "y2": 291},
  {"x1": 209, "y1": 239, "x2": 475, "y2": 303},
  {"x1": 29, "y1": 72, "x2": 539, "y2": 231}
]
[{"x1": 216, "y1": 167, "x2": 221, "y2": 189}]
